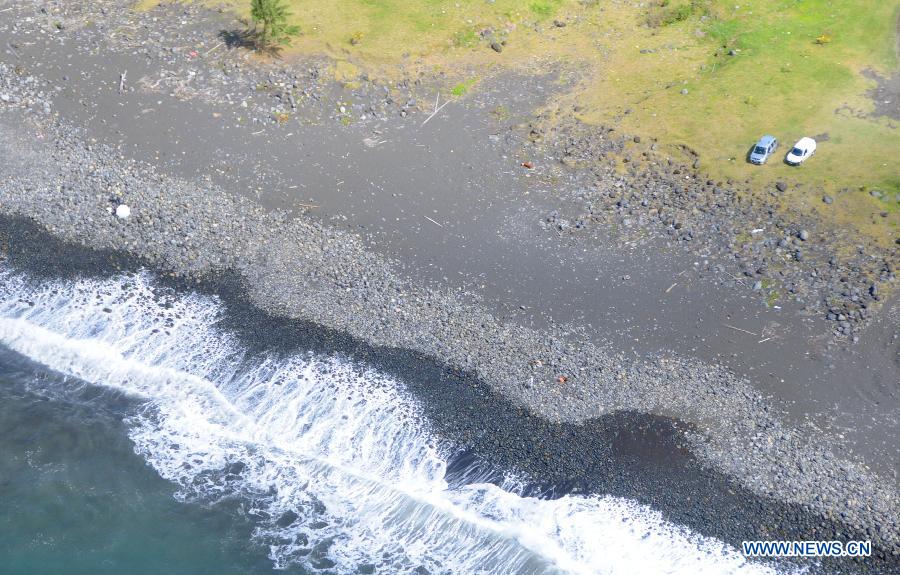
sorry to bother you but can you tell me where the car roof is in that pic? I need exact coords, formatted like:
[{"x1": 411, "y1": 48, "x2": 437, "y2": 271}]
[
  {"x1": 757, "y1": 135, "x2": 776, "y2": 145},
  {"x1": 794, "y1": 137, "x2": 815, "y2": 147}
]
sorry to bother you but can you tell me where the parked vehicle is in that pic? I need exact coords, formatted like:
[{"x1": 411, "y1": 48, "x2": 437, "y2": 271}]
[
  {"x1": 785, "y1": 137, "x2": 817, "y2": 165},
  {"x1": 749, "y1": 135, "x2": 778, "y2": 164}
]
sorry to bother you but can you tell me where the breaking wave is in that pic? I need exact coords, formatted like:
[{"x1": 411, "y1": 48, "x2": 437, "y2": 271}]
[{"x1": 0, "y1": 266, "x2": 783, "y2": 574}]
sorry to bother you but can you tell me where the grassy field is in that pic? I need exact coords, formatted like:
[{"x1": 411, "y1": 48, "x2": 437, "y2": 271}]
[{"x1": 141, "y1": 0, "x2": 899, "y2": 244}]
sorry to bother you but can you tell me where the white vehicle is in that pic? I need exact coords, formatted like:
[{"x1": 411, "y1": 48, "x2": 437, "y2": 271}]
[{"x1": 785, "y1": 137, "x2": 816, "y2": 165}]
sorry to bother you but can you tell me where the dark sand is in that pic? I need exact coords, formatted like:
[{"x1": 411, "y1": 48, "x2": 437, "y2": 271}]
[
  {"x1": 0, "y1": 2, "x2": 897, "y2": 571},
  {"x1": 2, "y1": 213, "x2": 895, "y2": 574},
  {"x1": 5, "y1": 18, "x2": 896, "y2": 474}
]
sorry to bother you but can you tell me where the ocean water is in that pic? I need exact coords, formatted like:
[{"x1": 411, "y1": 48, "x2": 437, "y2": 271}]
[
  {"x1": 0, "y1": 346, "x2": 288, "y2": 575},
  {"x1": 0, "y1": 265, "x2": 781, "y2": 575}
]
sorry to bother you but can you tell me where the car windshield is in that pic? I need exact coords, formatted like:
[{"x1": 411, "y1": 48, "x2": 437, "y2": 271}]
[
  {"x1": 791, "y1": 147, "x2": 804, "y2": 155},
  {"x1": 754, "y1": 146, "x2": 766, "y2": 154}
]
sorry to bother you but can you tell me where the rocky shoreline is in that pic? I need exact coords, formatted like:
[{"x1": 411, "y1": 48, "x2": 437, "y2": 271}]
[
  {"x1": 527, "y1": 118, "x2": 897, "y2": 343},
  {"x1": 3, "y1": 0, "x2": 895, "y2": 339},
  {"x1": 0, "y1": 213, "x2": 893, "y2": 574},
  {"x1": 0, "y1": 0, "x2": 898, "y2": 569}
]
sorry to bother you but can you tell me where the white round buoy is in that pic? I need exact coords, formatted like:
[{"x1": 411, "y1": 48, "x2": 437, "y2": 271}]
[{"x1": 115, "y1": 204, "x2": 131, "y2": 219}]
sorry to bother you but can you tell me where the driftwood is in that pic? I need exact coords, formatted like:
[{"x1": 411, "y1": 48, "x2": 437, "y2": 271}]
[
  {"x1": 723, "y1": 324, "x2": 759, "y2": 337},
  {"x1": 204, "y1": 42, "x2": 223, "y2": 56},
  {"x1": 421, "y1": 93, "x2": 450, "y2": 127},
  {"x1": 423, "y1": 215, "x2": 444, "y2": 228}
]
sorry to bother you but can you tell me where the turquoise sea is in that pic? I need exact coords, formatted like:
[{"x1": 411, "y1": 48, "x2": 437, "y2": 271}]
[
  {"x1": 0, "y1": 264, "x2": 776, "y2": 575},
  {"x1": 0, "y1": 345, "x2": 294, "y2": 575}
]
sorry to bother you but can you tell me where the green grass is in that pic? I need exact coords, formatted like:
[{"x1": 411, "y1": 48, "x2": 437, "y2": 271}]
[
  {"x1": 450, "y1": 77, "x2": 477, "y2": 97},
  {"x1": 452, "y1": 27, "x2": 478, "y2": 48},
  {"x1": 198, "y1": 0, "x2": 567, "y2": 65},
  {"x1": 150, "y1": 0, "x2": 899, "y2": 245},
  {"x1": 606, "y1": 0, "x2": 900, "y2": 245},
  {"x1": 529, "y1": 1, "x2": 560, "y2": 18},
  {"x1": 647, "y1": 0, "x2": 704, "y2": 28}
]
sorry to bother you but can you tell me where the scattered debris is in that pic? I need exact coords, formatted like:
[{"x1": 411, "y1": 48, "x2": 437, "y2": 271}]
[
  {"x1": 420, "y1": 93, "x2": 450, "y2": 127},
  {"x1": 423, "y1": 215, "x2": 444, "y2": 228},
  {"x1": 203, "y1": 42, "x2": 222, "y2": 56},
  {"x1": 723, "y1": 323, "x2": 759, "y2": 337}
]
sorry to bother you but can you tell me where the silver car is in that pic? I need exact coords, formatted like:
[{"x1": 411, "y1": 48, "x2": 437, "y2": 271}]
[{"x1": 749, "y1": 135, "x2": 778, "y2": 164}]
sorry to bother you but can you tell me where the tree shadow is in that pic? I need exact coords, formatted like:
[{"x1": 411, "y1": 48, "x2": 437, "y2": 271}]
[
  {"x1": 218, "y1": 28, "x2": 285, "y2": 57},
  {"x1": 218, "y1": 28, "x2": 256, "y2": 50}
]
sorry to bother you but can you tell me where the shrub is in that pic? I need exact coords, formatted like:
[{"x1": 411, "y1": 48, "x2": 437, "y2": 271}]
[
  {"x1": 647, "y1": 0, "x2": 702, "y2": 28},
  {"x1": 250, "y1": 0, "x2": 300, "y2": 50}
]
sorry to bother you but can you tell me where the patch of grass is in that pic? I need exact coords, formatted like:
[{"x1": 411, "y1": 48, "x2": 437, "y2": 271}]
[
  {"x1": 211, "y1": 0, "x2": 568, "y2": 65},
  {"x1": 529, "y1": 1, "x2": 559, "y2": 18},
  {"x1": 647, "y1": 0, "x2": 703, "y2": 28},
  {"x1": 450, "y1": 77, "x2": 477, "y2": 97},
  {"x1": 603, "y1": 0, "x2": 900, "y2": 246},
  {"x1": 453, "y1": 27, "x2": 478, "y2": 48},
  {"x1": 203, "y1": 0, "x2": 899, "y2": 246}
]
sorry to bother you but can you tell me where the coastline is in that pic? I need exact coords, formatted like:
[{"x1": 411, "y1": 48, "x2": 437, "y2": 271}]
[
  {"x1": 1, "y1": 109, "x2": 898, "y2": 564},
  {"x1": 1, "y1": 213, "x2": 896, "y2": 574},
  {"x1": 0, "y1": 0, "x2": 897, "y2": 571}
]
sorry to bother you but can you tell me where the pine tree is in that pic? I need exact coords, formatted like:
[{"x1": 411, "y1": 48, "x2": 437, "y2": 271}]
[{"x1": 250, "y1": 0, "x2": 300, "y2": 50}]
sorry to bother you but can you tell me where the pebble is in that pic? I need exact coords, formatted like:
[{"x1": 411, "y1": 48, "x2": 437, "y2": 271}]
[{"x1": 0, "y1": 4, "x2": 896, "y2": 564}]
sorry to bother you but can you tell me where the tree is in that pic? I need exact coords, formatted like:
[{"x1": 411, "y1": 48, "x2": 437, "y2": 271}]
[{"x1": 250, "y1": 0, "x2": 300, "y2": 50}]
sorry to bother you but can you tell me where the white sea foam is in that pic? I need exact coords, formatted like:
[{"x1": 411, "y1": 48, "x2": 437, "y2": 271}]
[{"x1": 0, "y1": 267, "x2": 789, "y2": 574}]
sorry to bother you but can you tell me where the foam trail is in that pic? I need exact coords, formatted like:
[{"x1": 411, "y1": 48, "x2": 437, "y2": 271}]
[{"x1": 0, "y1": 267, "x2": 788, "y2": 574}]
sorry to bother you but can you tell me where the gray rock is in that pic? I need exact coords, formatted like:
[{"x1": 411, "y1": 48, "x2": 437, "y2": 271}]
[
  {"x1": 822, "y1": 195, "x2": 833, "y2": 204},
  {"x1": 775, "y1": 181, "x2": 787, "y2": 192},
  {"x1": 490, "y1": 42, "x2": 503, "y2": 53},
  {"x1": 798, "y1": 229, "x2": 809, "y2": 241}
]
